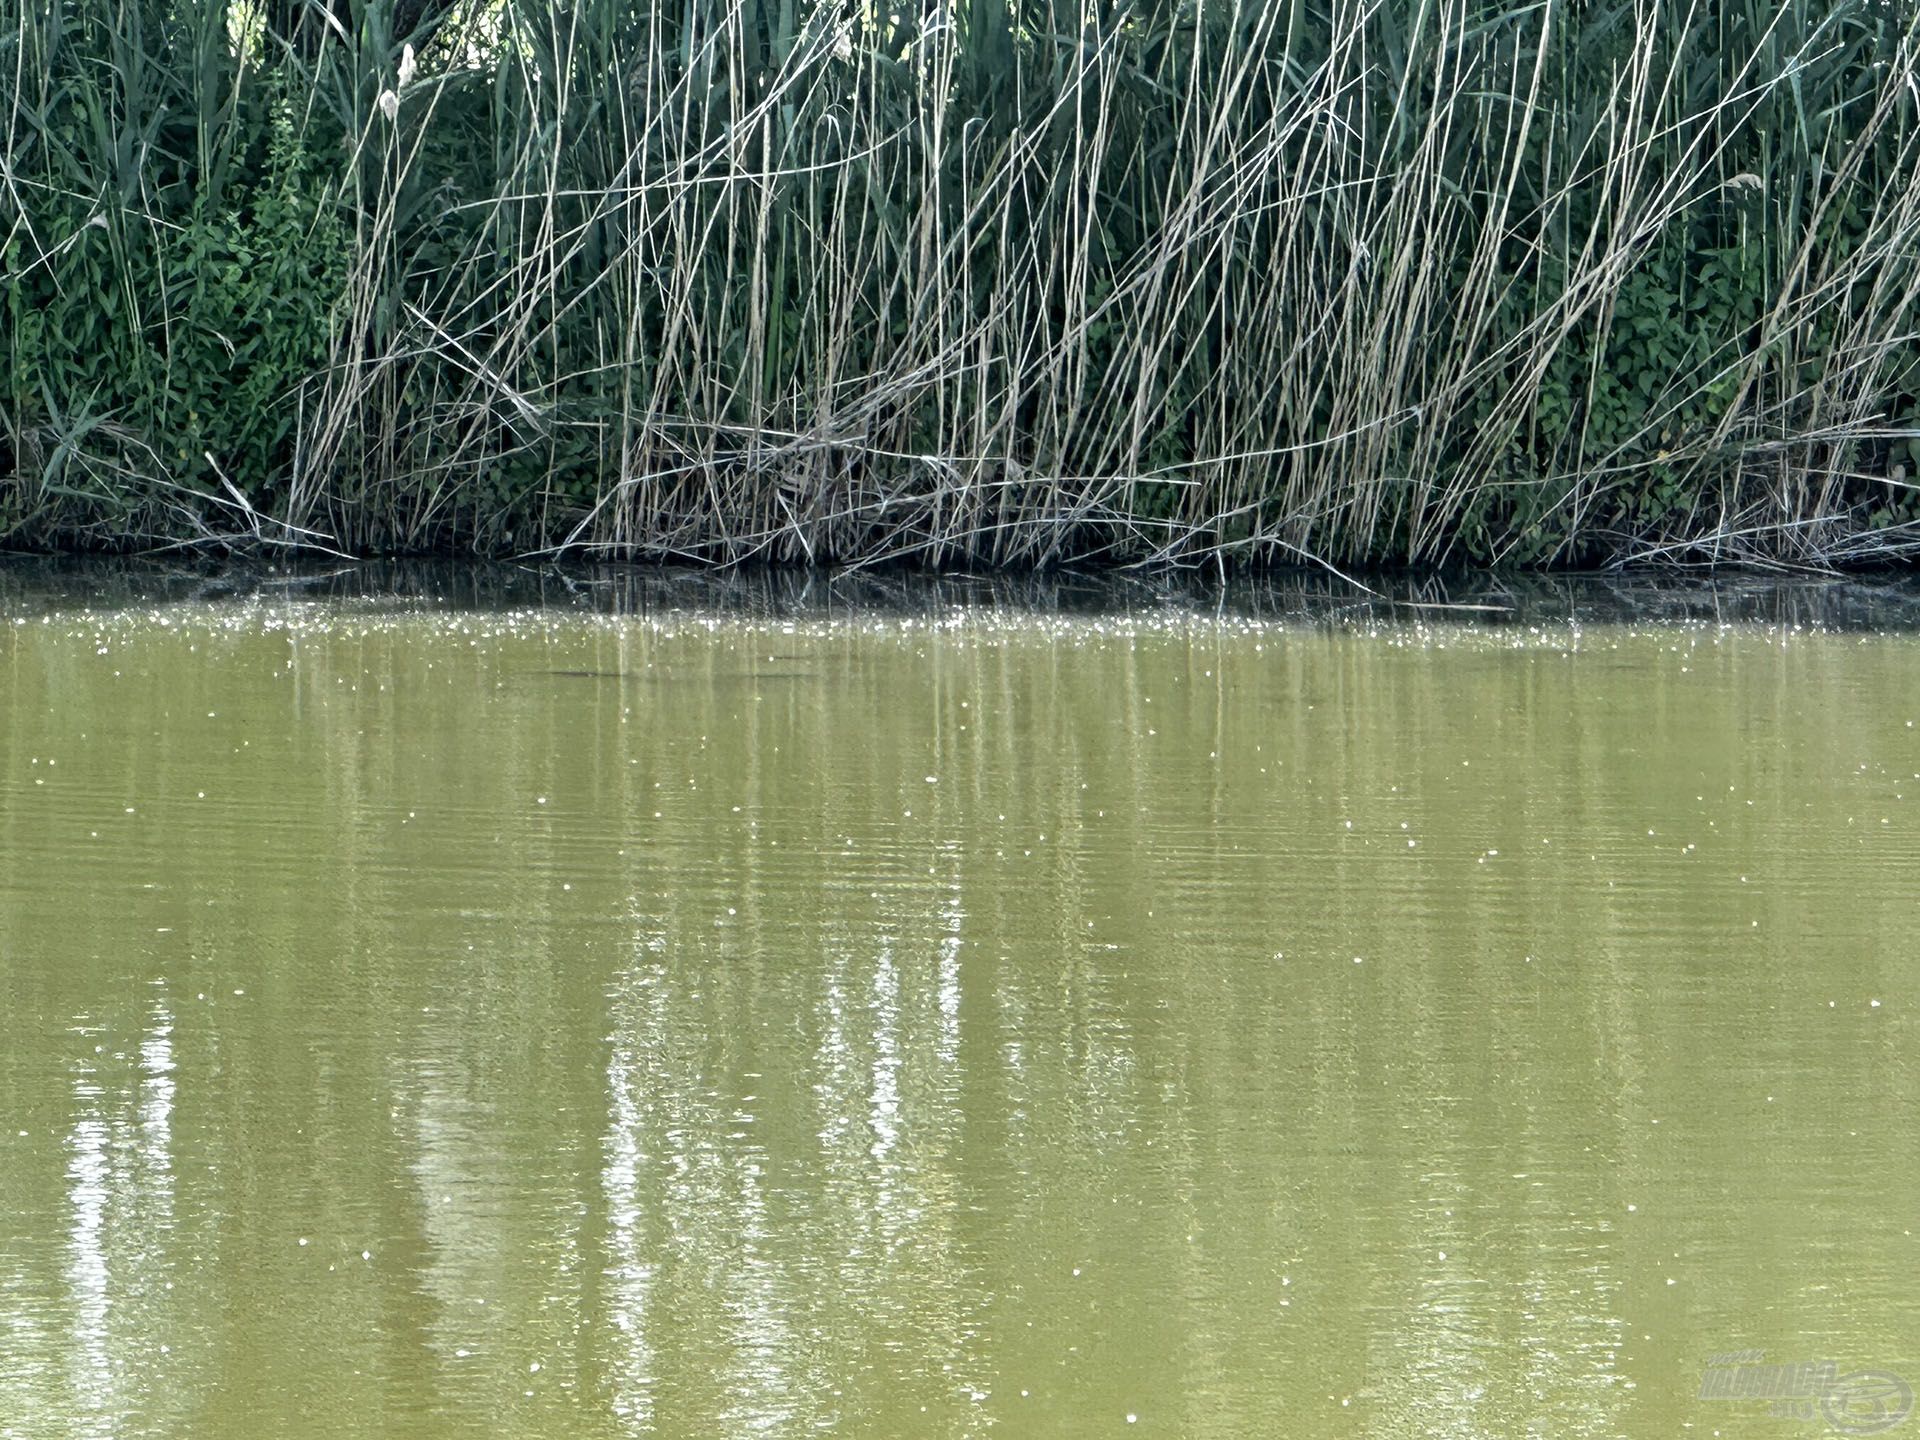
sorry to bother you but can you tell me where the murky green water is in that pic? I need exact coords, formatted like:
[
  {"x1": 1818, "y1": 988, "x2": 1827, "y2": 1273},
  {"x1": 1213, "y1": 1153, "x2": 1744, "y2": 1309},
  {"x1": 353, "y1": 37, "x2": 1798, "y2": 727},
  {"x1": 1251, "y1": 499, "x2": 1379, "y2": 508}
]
[{"x1": 2, "y1": 567, "x2": 1918, "y2": 1438}]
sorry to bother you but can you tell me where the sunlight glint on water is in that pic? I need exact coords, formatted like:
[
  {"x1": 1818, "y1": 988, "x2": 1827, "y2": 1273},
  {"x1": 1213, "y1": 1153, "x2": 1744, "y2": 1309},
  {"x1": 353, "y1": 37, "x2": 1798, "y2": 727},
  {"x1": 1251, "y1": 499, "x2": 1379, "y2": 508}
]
[{"x1": 0, "y1": 583, "x2": 1917, "y2": 1438}]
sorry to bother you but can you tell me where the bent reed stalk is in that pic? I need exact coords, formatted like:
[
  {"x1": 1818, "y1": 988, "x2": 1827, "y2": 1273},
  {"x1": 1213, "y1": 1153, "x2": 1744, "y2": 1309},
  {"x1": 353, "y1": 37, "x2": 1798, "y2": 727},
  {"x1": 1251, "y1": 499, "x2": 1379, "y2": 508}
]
[{"x1": 5, "y1": 0, "x2": 1920, "y2": 569}]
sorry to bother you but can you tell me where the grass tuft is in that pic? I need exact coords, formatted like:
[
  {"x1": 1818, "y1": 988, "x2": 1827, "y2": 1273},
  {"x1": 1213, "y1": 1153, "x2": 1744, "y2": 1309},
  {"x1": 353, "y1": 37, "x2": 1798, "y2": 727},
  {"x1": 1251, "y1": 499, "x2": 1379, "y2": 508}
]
[{"x1": 6, "y1": 0, "x2": 1920, "y2": 569}]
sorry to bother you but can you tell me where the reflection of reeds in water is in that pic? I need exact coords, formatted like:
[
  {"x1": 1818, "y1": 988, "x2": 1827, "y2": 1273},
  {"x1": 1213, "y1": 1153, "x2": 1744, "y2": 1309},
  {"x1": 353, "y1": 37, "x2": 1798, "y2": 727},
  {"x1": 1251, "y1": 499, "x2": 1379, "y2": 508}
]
[
  {"x1": 8, "y1": 1, "x2": 1920, "y2": 569},
  {"x1": 5, "y1": 602, "x2": 1920, "y2": 1430}
]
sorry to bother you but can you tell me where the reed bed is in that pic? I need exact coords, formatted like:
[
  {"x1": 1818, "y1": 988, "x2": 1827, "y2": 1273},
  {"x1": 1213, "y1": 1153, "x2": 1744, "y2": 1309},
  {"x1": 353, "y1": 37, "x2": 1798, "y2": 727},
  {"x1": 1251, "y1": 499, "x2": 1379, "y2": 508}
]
[{"x1": 5, "y1": 0, "x2": 1920, "y2": 568}]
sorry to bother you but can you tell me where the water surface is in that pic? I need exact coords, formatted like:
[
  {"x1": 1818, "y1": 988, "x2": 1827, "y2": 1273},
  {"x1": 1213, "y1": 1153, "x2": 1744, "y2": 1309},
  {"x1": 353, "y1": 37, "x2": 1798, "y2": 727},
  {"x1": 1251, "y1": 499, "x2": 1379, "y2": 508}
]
[{"x1": 1, "y1": 566, "x2": 1917, "y2": 1437}]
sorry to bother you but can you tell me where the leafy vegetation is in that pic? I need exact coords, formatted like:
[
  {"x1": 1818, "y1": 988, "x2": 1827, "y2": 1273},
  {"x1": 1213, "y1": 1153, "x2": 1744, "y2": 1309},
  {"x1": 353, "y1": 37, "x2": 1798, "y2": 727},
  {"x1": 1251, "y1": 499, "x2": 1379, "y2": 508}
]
[{"x1": 5, "y1": 0, "x2": 1920, "y2": 568}]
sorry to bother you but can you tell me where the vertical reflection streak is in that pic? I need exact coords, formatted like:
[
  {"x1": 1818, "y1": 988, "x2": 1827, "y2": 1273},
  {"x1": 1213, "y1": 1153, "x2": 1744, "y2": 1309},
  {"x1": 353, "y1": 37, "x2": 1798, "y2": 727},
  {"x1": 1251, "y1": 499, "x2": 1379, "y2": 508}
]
[
  {"x1": 64, "y1": 1097, "x2": 111, "y2": 1438},
  {"x1": 61, "y1": 994, "x2": 176, "y2": 1440},
  {"x1": 601, "y1": 936, "x2": 663, "y2": 1433},
  {"x1": 137, "y1": 995, "x2": 175, "y2": 1242}
]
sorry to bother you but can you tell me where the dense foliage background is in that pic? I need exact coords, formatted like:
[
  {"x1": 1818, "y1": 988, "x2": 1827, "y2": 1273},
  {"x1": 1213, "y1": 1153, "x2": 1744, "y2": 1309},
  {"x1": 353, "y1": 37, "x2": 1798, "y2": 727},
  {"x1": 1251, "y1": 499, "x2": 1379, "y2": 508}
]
[{"x1": 5, "y1": 0, "x2": 1920, "y2": 566}]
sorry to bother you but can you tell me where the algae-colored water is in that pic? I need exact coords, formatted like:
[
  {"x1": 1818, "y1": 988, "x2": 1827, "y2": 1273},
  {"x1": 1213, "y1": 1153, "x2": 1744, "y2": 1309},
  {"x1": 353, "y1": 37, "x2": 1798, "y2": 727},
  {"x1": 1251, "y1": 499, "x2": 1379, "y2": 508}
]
[{"x1": 1, "y1": 569, "x2": 1916, "y2": 1438}]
